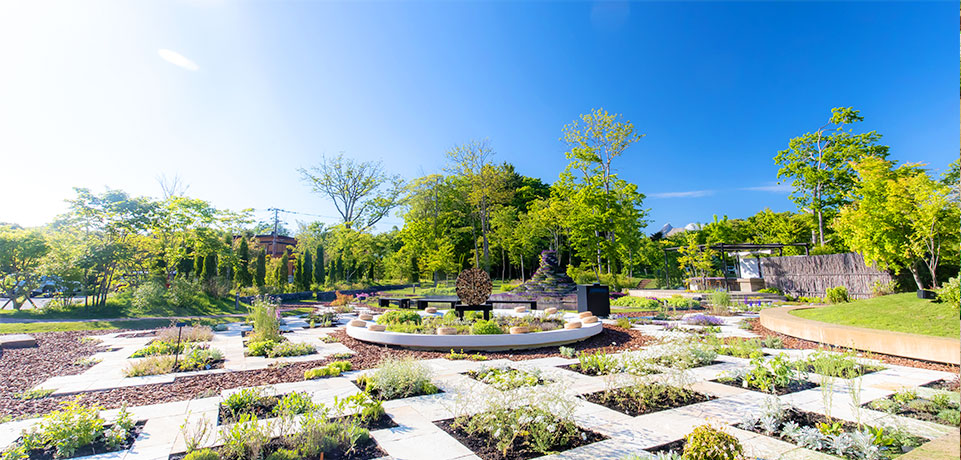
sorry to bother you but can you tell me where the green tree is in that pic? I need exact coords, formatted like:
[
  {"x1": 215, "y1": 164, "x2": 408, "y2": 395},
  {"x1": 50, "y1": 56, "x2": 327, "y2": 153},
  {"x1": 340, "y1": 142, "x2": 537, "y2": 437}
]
[
  {"x1": 292, "y1": 254, "x2": 302, "y2": 291},
  {"x1": 834, "y1": 157, "x2": 960, "y2": 290},
  {"x1": 676, "y1": 232, "x2": 716, "y2": 289},
  {"x1": 313, "y1": 245, "x2": 325, "y2": 285},
  {"x1": 254, "y1": 250, "x2": 266, "y2": 287},
  {"x1": 202, "y1": 253, "x2": 217, "y2": 282},
  {"x1": 0, "y1": 228, "x2": 49, "y2": 310},
  {"x1": 774, "y1": 107, "x2": 889, "y2": 247},
  {"x1": 236, "y1": 237, "x2": 252, "y2": 287},
  {"x1": 299, "y1": 153, "x2": 405, "y2": 230},
  {"x1": 302, "y1": 250, "x2": 313, "y2": 290}
]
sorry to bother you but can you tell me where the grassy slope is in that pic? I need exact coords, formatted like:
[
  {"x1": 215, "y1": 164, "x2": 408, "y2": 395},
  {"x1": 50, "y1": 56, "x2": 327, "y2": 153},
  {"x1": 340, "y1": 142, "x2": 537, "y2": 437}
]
[
  {"x1": 0, "y1": 297, "x2": 243, "y2": 321},
  {"x1": 790, "y1": 293, "x2": 960, "y2": 338}
]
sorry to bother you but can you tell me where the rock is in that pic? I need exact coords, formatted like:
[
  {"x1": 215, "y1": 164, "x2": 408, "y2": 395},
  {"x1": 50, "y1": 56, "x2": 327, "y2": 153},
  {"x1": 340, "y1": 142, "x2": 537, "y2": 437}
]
[
  {"x1": 544, "y1": 307, "x2": 558, "y2": 315},
  {"x1": 425, "y1": 307, "x2": 438, "y2": 314},
  {"x1": 565, "y1": 322, "x2": 582, "y2": 329},
  {"x1": 582, "y1": 316, "x2": 598, "y2": 324},
  {"x1": 0, "y1": 334, "x2": 37, "y2": 348},
  {"x1": 358, "y1": 313, "x2": 374, "y2": 321},
  {"x1": 436, "y1": 327, "x2": 457, "y2": 335},
  {"x1": 367, "y1": 324, "x2": 386, "y2": 332},
  {"x1": 509, "y1": 326, "x2": 530, "y2": 334},
  {"x1": 578, "y1": 311, "x2": 593, "y2": 319},
  {"x1": 349, "y1": 320, "x2": 367, "y2": 327},
  {"x1": 514, "y1": 306, "x2": 527, "y2": 313}
]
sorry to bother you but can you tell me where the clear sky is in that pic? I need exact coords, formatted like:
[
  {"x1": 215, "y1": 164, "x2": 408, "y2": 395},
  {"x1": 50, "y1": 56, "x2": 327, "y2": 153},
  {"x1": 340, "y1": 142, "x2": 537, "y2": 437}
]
[{"x1": 0, "y1": 1, "x2": 956, "y2": 233}]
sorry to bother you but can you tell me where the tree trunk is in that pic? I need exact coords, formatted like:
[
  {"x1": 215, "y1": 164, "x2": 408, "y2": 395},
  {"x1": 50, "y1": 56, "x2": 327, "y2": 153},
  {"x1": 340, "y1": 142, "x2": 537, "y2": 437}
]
[
  {"x1": 909, "y1": 263, "x2": 924, "y2": 291},
  {"x1": 520, "y1": 255, "x2": 525, "y2": 283},
  {"x1": 816, "y1": 209, "x2": 825, "y2": 247}
]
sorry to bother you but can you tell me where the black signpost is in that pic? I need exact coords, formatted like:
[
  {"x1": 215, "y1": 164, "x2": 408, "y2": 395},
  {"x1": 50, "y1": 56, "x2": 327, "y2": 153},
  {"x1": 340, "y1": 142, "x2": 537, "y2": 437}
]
[{"x1": 172, "y1": 322, "x2": 187, "y2": 370}]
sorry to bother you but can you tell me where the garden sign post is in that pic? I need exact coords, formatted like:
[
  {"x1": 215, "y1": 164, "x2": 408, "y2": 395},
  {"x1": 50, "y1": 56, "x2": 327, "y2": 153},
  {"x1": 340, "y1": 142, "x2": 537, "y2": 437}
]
[{"x1": 172, "y1": 322, "x2": 187, "y2": 370}]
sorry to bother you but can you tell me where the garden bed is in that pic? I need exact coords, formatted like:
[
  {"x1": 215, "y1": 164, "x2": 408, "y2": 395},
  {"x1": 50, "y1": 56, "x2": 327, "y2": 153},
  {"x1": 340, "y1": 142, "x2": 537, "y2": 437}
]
[
  {"x1": 18, "y1": 421, "x2": 145, "y2": 460},
  {"x1": 168, "y1": 437, "x2": 386, "y2": 460},
  {"x1": 865, "y1": 392, "x2": 960, "y2": 427},
  {"x1": 352, "y1": 377, "x2": 442, "y2": 401},
  {"x1": 434, "y1": 417, "x2": 605, "y2": 460},
  {"x1": 581, "y1": 384, "x2": 713, "y2": 416},
  {"x1": 465, "y1": 367, "x2": 550, "y2": 390},
  {"x1": 713, "y1": 376, "x2": 816, "y2": 395},
  {"x1": 923, "y1": 378, "x2": 961, "y2": 392}
]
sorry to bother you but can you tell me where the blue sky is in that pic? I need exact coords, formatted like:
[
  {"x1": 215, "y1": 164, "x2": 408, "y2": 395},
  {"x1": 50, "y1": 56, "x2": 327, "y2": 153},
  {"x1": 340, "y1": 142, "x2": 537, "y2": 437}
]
[{"x1": 0, "y1": 1, "x2": 956, "y2": 233}]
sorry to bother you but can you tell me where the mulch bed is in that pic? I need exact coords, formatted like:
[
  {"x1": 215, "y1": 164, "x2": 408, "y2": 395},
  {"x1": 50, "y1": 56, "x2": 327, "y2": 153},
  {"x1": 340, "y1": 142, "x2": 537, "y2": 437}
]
[
  {"x1": 741, "y1": 408, "x2": 927, "y2": 452},
  {"x1": 0, "y1": 331, "x2": 114, "y2": 418},
  {"x1": 746, "y1": 318, "x2": 961, "y2": 374},
  {"x1": 0, "y1": 325, "x2": 652, "y2": 418},
  {"x1": 581, "y1": 387, "x2": 713, "y2": 417},
  {"x1": 863, "y1": 395, "x2": 960, "y2": 427},
  {"x1": 433, "y1": 417, "x2": 605, "y2": 460},
  {"x1": 713, "y1": 376, "x2": 817, "y2": 395},
  {"x1": 924, "y1": 378, "x2": 961, "y2": 392},
  {"x1": 646, "y1": 439, "x2": 685, "y2": 455},
  {"x1": 352, "y1": 378, "x2": 443, "y2": 401},
  {"x1": 168, "y1": 437, "x2": 386, "y2": 460},
  {"x1": 23, "y1": 421, "x2": 145, "y2": 460},
  {"x1": 218, "y1": 395, "x2": 281, "y2": 425}
]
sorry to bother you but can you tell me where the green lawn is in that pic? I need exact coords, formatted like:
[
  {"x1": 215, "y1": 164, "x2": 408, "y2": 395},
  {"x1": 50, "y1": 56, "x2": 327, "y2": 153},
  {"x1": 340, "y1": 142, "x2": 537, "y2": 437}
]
[
  {"x1": 0, "y1": 317, "x2": 237, "y2": 334},
  {"x1": 790, "y1": 293, "x2": 960, "y2": 338},
  {"x1": 0, "y1": 296, "x2": 245, "y2": 321}
]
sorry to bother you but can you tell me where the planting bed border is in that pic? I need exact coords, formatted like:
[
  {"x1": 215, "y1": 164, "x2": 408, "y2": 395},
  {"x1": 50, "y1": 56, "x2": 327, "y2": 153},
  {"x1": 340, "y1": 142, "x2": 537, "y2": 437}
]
[
  {"x1": 712, "y1": 377, "x2": 817, "y2": 396},
  {"x1": 167, "y1": 436, "x2": 387, "y2": 460},
  {"x1": 581, "y1": 386, "x2": 714, "y2": 417},
  {"x1": 345, "y1": 317, "x2": 603, "y2": 351}
]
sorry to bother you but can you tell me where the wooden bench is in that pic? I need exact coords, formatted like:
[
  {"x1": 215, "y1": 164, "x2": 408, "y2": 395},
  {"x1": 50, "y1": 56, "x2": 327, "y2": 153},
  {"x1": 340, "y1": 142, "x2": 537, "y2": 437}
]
[
  {"x1": 413, "y1": 297, "x2": 458, "y2": 310},
  {"x1": 453, "y1": 303, "x2": 493, "y2": 320},
  {"x1": 488, "y1": 299, "x2": 538, "y2": 310},
  {"x1": 378, "y1": 297, "x2": 412, "y2": 309}
]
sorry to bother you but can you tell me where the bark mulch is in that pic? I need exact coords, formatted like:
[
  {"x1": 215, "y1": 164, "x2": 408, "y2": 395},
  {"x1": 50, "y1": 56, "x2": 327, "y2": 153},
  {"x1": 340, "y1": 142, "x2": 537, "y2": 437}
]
[
  {"x1": 746, "y1": 318, "x2": 961, "y2": 374},
  {"x1": 1, "y1": 325, "x2": 652, "y2": 418}
]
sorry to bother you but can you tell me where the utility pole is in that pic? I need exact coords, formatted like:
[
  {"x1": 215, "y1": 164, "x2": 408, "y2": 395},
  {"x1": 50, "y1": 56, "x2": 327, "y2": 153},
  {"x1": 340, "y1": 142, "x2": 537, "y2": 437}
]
[{"x1": 267, "y1": 207, "x2": 281, "y2": 257}]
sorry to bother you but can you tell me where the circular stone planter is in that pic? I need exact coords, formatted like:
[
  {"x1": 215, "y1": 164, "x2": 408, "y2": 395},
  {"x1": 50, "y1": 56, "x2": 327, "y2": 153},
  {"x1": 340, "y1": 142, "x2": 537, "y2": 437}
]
[
  {"x1": 346, "y1": 315, "x2": 603, "y2": 351},
  {"x1": 509, "y1": 326, "x2": 529, "y2": 334},
  {"x1": 367, "y1": 324, "x2": 386, "y2": 332},
  {"x1": 358, "y1": 313, "x2": 374, "y2": 321}
]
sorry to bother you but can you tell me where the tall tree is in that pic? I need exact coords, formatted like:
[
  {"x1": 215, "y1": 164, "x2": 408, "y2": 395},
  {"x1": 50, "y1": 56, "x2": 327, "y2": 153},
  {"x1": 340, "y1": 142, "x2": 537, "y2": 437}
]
[
  {"x1": 298, "y1": 154, "x2": 405, "y2": 230},
  {"x1": 236, "y1": 237, "x2": 252, "y2": 287},
  {"x1": 202, "y1": 253, "x2": 217, "y2": 282},
  {"x1": 558, "y1": 108, "x2": 647, "y2": 278},
  {"x1": 445, "y1": 140, "x2": 512, "y2": 271},
  {"x1": 0, "y1": 228, "x2": 49, "y2": 310},
  {"x1": 254, "y1": 251, "x2": 266, "y2": 287},
  {"x1": 313, "y1": 246, "x2": 325, "y2": 285},
  {"x1": 302, "y1": 250, "x2": 313, "y2": 290},
  {"x1": 834, "y1": 157, "x2": 959, "y2": 290},
  {"x1": 774, "y1": 107, "x2": 889, "y2": 247}
]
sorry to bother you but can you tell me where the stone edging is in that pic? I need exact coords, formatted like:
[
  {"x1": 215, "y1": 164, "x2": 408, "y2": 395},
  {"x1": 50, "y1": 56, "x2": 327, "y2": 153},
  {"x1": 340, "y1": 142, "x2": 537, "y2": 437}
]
[
  {"x1": 346, "y1": 319, "x2": 603, "y2": 351},
  {"x1": 760, "y1": 305, "x2": 961, "y2": 365}
]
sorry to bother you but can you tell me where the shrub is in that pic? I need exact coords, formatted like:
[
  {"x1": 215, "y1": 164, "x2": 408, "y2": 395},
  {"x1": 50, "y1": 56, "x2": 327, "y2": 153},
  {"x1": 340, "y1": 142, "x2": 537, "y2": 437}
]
[
  {"x1": 665, "y1": 295, "x2": 700, "y2": 309},
  {"x1": 611, "y1": 296, "x2": 663, "y2": 310},
  {"x1": 273, "y1": 391, "x2": 317, "y2": 416},
  {"x1": 180, "y1": 345, "x2": 223, "y2": 370},
  {"x1": 223, "y1": 387, "x2": 268, "y2": 415},
  {"x1": 167, "y1": 278, "x2": 205, "y2": 308},
  {"x1": 245, "y1": 340, "x2": 276, "y2": 357},
  {"x1": 131, "y1": 340, "x2": 184, "y2": 357},
  {"x1": 708, "y1": 291, "x2": 732, "y2": 307},
  {"x1": 472, "y1": 367, "x2": 543, "y2": 391},
  {"x1": 247, "y1": 297, "x2": 282, "y2": 343},
  {"x1": 937, "y1": 408, "x2": 960, "y2": 426},
  {"x1": 305, "y1": 361, "x2": 352, "y2": 380},
  {"x1": 615, "y1": 317, "x2": 633, "y2": 329},
  {"x1": 684, "y1": 314, "x2": 723, "y2": 326},
  {"x1": 184, "y1": 449, "x2": 220, "y2": 460},
  {"x1": 825, "y1": 286, "x2": 849, "y2": 304},
  {"x1": 757, "y1": 287, "x2": 783, "y2": 295},
  {"x1": 683, "y1": 424, "x2": 743, "y2": 460},
  {"x1": 871, "y1": 280, "x2": 899, "y2": 297},
  {"x1": 330, "y1": 291, "x2": 354, "y2": 306},
  {"x1": 376, "y1": 310, "x2": 422, "y2": 325},
  {"x1": 575, "y1": 351, "x2": 620, "y2": 375},
  {"x1": 362, "y1": 358, "x2": 438, "y2": 400},
  {"x1": 218, "y1": 413, "x2": 272, "y2": 460},
  {"x1": 936, "y1": 277, "x2": 960, "y2": 309},
  {"x1": 132, "y1": 281, "x2": 168, "y2": 311},
  {"x1": 125, "y1": 355, "x2": 177, "y2": 376},
  {"x1": 559, "y1": 346, "x2": 576, "y2": 358},
  {"x1": 471, "y1": 320, "x2": 504, "y2": 335},
  {"x1": 38, "y1": 400, "x2": 107, "y2": 458},
  {"x1": 265, "y1": 448, "x2": 300, "y2": 460},
  {"x1": 267, "y1": 341, "x2": 315, "y2": 358}
]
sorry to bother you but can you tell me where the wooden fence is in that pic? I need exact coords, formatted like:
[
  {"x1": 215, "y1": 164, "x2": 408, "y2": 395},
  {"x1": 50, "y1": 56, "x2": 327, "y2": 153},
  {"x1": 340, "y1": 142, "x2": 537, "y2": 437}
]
[{"x1": 760, "y1": 252, "x2": 893, "y2": 299}]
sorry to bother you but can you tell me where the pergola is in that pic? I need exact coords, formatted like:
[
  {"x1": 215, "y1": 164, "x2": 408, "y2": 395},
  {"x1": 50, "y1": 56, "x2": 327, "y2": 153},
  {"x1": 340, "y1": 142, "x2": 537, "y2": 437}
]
[{"x1": 660, "y1": 242, "x2": 810, "y2": 289}]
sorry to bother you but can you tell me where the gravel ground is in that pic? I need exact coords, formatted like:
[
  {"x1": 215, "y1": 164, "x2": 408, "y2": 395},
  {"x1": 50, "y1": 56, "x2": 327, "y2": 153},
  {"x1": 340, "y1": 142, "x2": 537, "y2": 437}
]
[{"x1": 0, "y1": 324, "x2": 651, "y2": 418}]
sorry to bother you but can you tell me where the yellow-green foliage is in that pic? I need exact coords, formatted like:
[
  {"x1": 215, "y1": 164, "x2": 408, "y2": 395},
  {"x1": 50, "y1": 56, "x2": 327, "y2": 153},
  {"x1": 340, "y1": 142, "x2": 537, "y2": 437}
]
[
  {"x1": 304, "y1": 361, "x2": 352, "y2": 380},
  {"x1": 683, "y1": 424, "x2": 743, "y2": 460}
]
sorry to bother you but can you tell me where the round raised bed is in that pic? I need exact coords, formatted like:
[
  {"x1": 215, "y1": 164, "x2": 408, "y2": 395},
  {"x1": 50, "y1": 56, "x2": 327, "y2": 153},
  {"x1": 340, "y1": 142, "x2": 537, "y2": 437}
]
[{"x1": 346, "y1": 314, "x2": 602, "y2": 351}]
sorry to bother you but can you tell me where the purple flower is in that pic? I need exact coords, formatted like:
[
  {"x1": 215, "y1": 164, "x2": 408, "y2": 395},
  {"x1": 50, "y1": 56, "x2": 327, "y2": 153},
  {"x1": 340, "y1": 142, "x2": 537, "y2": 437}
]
[{"x1": 683, "y1": 314, "x2": 723, "y2": 326}]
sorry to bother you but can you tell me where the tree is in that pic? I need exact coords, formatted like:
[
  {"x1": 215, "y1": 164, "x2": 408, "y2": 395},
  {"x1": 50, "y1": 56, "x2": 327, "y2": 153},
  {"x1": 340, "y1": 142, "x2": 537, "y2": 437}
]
[
  {"x1": 0, "y1": 228, "x2": 49, "y2": 310},
  {"x1": 676, "y1": 232, "x2": 716, "y2": 289},
  {"x1": 202, "y1": 253, "x2": 217, "y2": 282},
  {"x1": 834, "y1": 157, "x2": 959, "y2": 290},
  {"x1": 446, "y1": 140, "x2": 512, "y2": 271},
  {"x1": 774, "y1": 107, "x2": 889, "y2": 247},
  {"x1": 313, "y1": 245, "x2": 325, "y2": 285},
  {"x1": 236, "y1": 237, "x2": 252, "y2": 287},
  {"x1": 254, "y1": 251, "x2": 266, "y2": 287},
  {"x1": 299, "y1": 153, "x2": 405, "y2": 230},
  {"x1": 302, "y1": 250, "x2": 313, "y2": 290},
  {"x1": 292, "y1": 254, "x2": 302, "y2": 291},
  {"x1": 558, "y1": 108, "x2": 647, "y2": 278}
]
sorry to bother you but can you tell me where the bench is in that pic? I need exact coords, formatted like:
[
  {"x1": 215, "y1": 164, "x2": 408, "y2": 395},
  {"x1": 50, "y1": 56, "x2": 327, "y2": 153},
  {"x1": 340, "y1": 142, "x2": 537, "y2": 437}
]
[
  {"x1": 488, "y1": 299, "x2": 538, "y2": 310},
  {"x1": 378, "y1": 297, "x2": 412, "y2": 309},
  {"x1": 413, "y1": 297, "x2": 459, "y2": 310},
  {"x1": 453, "y1": 303, "x2": 493, "y2": 320}
]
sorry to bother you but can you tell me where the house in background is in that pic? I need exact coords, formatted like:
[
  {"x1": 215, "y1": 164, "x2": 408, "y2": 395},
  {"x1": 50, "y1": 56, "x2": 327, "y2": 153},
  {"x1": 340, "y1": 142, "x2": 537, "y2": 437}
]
[{"x1": 252, "y1": 234, "x2": 297, "y2": 258}]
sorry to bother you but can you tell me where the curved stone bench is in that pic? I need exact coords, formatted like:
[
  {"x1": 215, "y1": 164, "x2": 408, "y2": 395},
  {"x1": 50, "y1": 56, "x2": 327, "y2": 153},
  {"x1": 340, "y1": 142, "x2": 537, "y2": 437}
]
[
  {"x1": 760, "y1": 305, "x2": 961, "y2": 365},
  {"x1": 346, "y1": 320, "x2": 603, "y2": 351}
]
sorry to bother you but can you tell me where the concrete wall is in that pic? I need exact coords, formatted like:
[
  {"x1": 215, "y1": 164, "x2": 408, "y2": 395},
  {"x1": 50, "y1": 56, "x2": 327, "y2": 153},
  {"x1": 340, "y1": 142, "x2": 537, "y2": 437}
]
[{"x1": 760, "y1": 305, "x2": 961, "y2": 365}]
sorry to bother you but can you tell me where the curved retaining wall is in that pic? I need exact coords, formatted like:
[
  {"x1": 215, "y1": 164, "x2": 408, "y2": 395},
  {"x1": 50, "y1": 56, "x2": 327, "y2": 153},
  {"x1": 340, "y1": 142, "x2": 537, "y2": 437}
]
[
  {"x1": 346, "y1": 321, "x2": 603, "y2": 351},
  {"x1": 760, "y1": 306, "x2": 961, "y2": 365}
]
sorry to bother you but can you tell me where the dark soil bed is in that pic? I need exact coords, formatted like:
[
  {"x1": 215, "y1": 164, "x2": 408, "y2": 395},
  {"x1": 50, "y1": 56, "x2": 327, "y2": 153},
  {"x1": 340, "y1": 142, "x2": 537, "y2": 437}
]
[
  {"x1": 713, "y1": 377, "x2": 816, "y2": 395},
  {"x1": 23, "y1": 421, "x2": 145, "y2": 460},
  {"x1": 434, "y1": 417, "x2": 605, "y2": 460},
  {"x1": 797, "y1": 363, "x2": 885, "y2": 379},
  {"x1": 465, "y1": 368, "x2": 551, "y2": 389},
  {"x1": 863, "y1": 395, "x2": 960, "y2": 427},
  {"x1": 168, "y1": 437, "x2": 386, "y2": 460},
  {"x1": 581, "y1": 387, "x2": 713, "y2": 416},
  {"x1": 352, "y1": 378, "x2": 443, "y2": 401},
  {"x1": 218, "y1": 395, "x2": 281, "y2": 425},
  {"x1": 923, "y1": 378, "x2": 961, "y2": 392},
  {"x1": 646, "y1": 439, "x2": 685, "y2": 455},
  {"x1": 560, "y1": 360, "x2": 723, "y2": 377},
  {"x1": 746, "y1": 318, "x2": 960, "y2": 374}
]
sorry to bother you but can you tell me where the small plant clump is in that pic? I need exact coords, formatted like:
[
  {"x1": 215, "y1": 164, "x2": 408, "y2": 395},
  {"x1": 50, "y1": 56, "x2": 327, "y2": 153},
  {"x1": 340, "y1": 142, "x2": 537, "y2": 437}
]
[
  {"x1": 447, "y1": 349, "x2": 488, "y2": 361},
  {"x1": 867, "y1": 389, "x2": 960, "y2": 427},
  {"x1": 1, "y1": 400, "x2": 137, "y2": 460},
  {"x1": 125, "y1": 344, "x2": 224, "y2": 377},
  {"x1": 826, "y1": 286, "x2": 850, "y2": 304},
  {"x1": 469, "y1": 367, "x2": 547, "y2": 391},
  {"x1": 801, "y1": 350, "x2": 883, "y2": 379},
  {"x1": 587, "y1": 381, "x2": 710, "y2": 417},
  {"x1": 683, "y1": 424, "x2": 743, "y2": 460},
  {"x1": 13, "y1": 389, "x2": 55, "y2": 400},
  {"x1": 355, "y1": 358, "x2": 439, "y2": 400},
  {"x1": 717, "y1": 354, "x2": 809, "y2": 395},
  {"x1": 304, "y1": 360, "x2": 352, "y2": 380},
  {"x1": 156, "y1": 325, "x2": 214, "y2": 343},
  {"x1": 330, "y1": 291, "x2": 354, "y2": 306}
]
